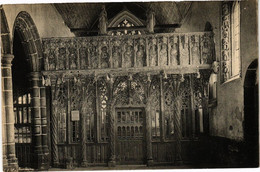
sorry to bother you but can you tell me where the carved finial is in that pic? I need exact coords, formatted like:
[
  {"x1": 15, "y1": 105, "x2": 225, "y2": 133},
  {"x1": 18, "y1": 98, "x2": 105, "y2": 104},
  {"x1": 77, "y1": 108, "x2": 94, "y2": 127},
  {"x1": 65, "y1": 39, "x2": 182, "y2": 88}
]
[
  {"x1": 129, "y1": 74, "x2": 133, "y2": 81},
  {"x1": 180, "y1": 74, "x2": 185, "y2": 82},
  {"x1": 212, "y1": 61, "x2": 220, "y2": 74},
  {"x1": 99, "y1": 5, "x2": 108, "y2": 35},
  {"x1": 163, "y1": 70, "x2": 168, "y2": 79},
  {"x1": 147, "y1": 73, "x2": 151, "y2": 82},
  {"x1": 146, "y1": 8, "x2": 155, "y2": 33},
  {"x1": 197, "y1": 70, "x2": 201, "y2": 79},
  {"x1": 42, "y1": 76, "x2": 46, "y2": 86}
]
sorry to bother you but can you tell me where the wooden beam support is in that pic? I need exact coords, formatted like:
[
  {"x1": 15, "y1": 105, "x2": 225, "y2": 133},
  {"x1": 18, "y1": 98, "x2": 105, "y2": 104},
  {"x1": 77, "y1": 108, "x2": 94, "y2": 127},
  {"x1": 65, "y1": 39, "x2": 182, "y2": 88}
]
[{"x1": 70, "y1": 24, "x2": 181, "y2": 33}]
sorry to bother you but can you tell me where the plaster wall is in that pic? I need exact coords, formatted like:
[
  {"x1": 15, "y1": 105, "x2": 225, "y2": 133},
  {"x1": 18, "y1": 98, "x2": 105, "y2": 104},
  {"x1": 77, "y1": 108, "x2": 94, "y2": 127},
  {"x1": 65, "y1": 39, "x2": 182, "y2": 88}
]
[
  {"x1": 177, "y1": 1, "x2": 258, "y2": 141},
  {"x1": 3, "y1": 4, "x2": 74, "y2": 40}
]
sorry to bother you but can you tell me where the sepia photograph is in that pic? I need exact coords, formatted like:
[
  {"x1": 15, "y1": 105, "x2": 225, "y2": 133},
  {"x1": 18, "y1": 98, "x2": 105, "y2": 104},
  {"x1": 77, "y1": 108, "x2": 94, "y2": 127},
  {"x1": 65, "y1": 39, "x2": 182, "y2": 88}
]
[{"x1": 0, "y1": 0, "x2": 259, "y2": 171}]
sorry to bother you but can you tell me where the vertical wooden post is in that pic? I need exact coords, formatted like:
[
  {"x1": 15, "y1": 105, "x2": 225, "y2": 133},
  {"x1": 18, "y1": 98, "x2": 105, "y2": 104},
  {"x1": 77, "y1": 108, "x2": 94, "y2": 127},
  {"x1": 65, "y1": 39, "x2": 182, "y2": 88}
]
[
  {"x1": 159, "y1": 75, "x2": 165, "y2": 141},
  {"x1": 81, "y1": 113, "x2": 87, "y2": 166},
  {"x1": 50, "y1": 81, "x2": 59, "y2": 167},
  {"x1": 146, "y1": 77, "x2": 153, "y2": 166},
  {"x1": 172, "y1": 76, "x2": 183, "y2": 165},
  {"x1": 190, "y1": 75, "x2": 196, "y2": 138},
  {"x1": 108, "y1": 78, "x2": 116, "y2": 167},
  {"x1": 1, "y1": 54, "x2": 19, "y2": 171}
]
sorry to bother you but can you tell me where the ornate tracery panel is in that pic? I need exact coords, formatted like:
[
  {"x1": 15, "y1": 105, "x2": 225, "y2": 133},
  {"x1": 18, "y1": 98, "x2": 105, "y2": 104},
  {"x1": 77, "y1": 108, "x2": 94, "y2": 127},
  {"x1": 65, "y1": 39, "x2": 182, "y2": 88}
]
[
  {"x1": 98, "y1": 78, "x2": 109, "y2": 142},
  {"x1": 81, "y1": 78, "x2": 96, "y2": 142},
  {"x1": 163, "y1": 76, "x2": 175, "y2": 139},
  {"x1": 54, "y1": 79, "x2": 68, "y2": 144},
  {"x1": 69, "y1": 78, "x2": 83, "y2": 143},
  {"x1": 181, "y1": 76, "x2": 192, "y2": 139},
  {"x1": 149, "y1": 76, "x2": 160, "y2": 139}
]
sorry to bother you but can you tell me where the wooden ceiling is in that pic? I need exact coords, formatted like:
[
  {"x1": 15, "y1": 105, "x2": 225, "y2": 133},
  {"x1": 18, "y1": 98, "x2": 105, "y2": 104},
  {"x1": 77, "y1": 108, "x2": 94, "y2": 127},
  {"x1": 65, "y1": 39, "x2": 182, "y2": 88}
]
[{"x1": 54, "y1": 2, "x2": 192, "y2": 36}]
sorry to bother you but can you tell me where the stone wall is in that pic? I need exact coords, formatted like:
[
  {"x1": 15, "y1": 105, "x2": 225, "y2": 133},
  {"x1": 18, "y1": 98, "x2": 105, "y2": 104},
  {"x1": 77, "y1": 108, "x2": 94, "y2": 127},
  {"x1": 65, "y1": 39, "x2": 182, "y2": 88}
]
[
  {"x1": 177, "y1": 1, "x2": 258, "y2": 141},
  {"x1": 3, "y1": 4, "x2": 74, "y2": 39}
]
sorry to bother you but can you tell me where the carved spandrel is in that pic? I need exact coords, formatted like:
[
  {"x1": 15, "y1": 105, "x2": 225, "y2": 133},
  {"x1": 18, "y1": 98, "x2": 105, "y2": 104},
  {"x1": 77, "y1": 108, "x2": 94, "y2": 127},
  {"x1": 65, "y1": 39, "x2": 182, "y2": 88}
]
[
  {"x1": 129, "y1": 75, "x2": 146, "y2": 105},
  {"x1": 113, "y1": 76, "x2": 128, "y2": 106}
]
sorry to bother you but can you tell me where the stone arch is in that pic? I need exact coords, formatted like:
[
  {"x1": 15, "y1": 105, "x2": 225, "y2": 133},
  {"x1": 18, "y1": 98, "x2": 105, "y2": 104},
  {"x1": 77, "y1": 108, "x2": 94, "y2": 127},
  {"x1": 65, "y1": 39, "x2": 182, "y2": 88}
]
[
  {"x1": 12, "y1": 11, "x2": 50, "y2": 170},
  {"x1": 1, "y1": 7, "x2": 19, "y2": 171},
  {"x1": 13, "y1": 11, "x2": 43, "y2": 72},
  {"x1": 1, "y1": 7, "x2": 12, "y2": 55}
]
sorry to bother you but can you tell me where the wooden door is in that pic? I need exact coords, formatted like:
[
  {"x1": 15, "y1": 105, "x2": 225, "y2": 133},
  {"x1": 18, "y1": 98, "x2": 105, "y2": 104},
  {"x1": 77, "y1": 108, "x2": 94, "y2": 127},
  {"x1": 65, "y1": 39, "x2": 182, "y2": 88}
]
[{"x1": 115, "y1": 108, "x2": 145, "y2": 164}]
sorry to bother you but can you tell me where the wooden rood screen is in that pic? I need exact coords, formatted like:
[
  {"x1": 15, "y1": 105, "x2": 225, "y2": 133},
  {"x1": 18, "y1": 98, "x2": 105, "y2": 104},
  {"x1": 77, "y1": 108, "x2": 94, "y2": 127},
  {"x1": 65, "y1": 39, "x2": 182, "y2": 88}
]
[
  {"x1": 42, "y1": 31, "x2": 214, "y2": 166},
  {"x1": 116, "y1": 108, "x2": 145, "y2": 164}
]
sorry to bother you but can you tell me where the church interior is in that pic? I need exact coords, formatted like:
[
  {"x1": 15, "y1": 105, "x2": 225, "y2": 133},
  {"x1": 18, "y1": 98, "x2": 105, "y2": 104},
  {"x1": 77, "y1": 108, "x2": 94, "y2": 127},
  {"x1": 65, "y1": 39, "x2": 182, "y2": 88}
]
[{"x1": 0, "y1": 1, "x2": 259, "y2": 171}]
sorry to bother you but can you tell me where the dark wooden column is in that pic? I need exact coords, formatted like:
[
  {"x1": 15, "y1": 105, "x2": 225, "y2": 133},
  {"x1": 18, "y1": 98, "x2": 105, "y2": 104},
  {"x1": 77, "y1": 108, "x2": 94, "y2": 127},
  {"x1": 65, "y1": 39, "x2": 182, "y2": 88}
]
[
  {"x1": 172, "y1": 76, "x2": 183, "y2": 165},
  {"x1": 50, "y1": 80, "x2": 59, "y2": 167},
  {"x1": 81, "y1": 106, "x2": 87, "y2": 166},
  {"x1": 146, "y1": 77, "x2": 153, "y2": 166},
  {"x1": 107, "y1": 77, "x2": 116, "y2": 167},
  {"x1": 1, "y1": 54, "x2": 19, "y2": 171}
]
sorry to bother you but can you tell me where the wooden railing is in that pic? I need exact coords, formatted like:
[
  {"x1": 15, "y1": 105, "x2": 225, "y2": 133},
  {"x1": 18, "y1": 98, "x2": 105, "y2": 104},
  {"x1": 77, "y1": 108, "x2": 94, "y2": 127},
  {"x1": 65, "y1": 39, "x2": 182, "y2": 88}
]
[{"x1": 42, "y1": 32, "x2": 214, "y2": 73}]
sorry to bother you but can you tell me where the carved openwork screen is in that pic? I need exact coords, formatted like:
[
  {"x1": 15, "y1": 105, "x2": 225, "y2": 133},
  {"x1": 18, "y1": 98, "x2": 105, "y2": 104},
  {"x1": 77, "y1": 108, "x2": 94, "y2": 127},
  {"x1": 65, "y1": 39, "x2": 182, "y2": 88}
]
[{"x1": 98, "y1": 79, "x2": 109, "y2": 141}]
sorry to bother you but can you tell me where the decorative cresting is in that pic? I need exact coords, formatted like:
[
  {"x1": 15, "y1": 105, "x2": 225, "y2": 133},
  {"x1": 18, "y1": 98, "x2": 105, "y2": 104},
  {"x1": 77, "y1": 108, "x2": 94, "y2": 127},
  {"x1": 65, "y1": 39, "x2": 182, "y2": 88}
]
[
  {"x1": 221, "y1": 1, "x2": 231, "y2": 82},
  {"x1": 42, "y1": 32, "x2": 214, "y2": 75}
]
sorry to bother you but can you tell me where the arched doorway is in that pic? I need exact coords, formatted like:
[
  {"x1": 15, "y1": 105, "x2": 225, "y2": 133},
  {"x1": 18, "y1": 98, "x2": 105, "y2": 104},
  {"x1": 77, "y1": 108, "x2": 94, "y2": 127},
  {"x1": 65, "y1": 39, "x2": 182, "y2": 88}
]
[
  {"x1": 12, "y1": 29, "x2": 32, "y2": 168},
  {"x1": 12, "y1": 11, "x2": 50, "y2": 170},
  {"x1": 243, "y1": 59, "x2": 258, "y2": 167}
]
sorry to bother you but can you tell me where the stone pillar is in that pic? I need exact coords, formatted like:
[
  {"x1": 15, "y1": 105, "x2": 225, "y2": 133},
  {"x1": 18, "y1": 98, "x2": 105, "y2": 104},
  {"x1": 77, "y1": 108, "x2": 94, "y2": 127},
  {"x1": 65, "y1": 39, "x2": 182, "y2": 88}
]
[
  {"x1": 30, "y1": 72, "x2": 47, "y2": 170},
  {"x1": 1, "y1": 54, "x2": 19, "y2": 171},
  {"x1": 40, "y1": 86, "x2": 50, "y2": 169},
  {"x1": 2, "y1": 79, "x2": 8, "y2": 168},
  {"x1": 172, "y1": 77, "x2": 183, "y2": 165}
]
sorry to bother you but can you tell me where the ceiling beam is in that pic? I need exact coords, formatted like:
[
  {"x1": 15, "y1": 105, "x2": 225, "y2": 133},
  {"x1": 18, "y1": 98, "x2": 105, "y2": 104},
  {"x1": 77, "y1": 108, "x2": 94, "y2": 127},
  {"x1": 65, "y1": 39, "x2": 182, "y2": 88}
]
[{"x1": 70, "y1": 23, "x2": 181, "y2": 34}]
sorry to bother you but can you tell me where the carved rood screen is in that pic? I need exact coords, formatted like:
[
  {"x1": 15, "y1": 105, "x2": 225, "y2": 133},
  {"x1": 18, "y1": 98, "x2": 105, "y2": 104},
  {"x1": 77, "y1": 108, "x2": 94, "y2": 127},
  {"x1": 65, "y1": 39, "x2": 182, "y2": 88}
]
[{"x1": 42, "y1": 32, "x2": 214, "y2": 73}]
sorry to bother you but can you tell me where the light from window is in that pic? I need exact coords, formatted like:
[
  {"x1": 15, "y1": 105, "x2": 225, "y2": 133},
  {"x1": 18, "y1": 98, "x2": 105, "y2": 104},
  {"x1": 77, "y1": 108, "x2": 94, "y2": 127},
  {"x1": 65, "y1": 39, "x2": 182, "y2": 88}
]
[{"x1": 231, "y1": 1, "x2": 240, "y2": 77}]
